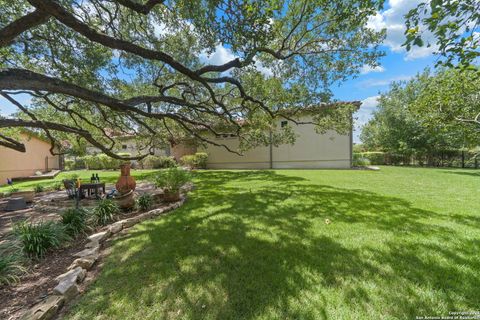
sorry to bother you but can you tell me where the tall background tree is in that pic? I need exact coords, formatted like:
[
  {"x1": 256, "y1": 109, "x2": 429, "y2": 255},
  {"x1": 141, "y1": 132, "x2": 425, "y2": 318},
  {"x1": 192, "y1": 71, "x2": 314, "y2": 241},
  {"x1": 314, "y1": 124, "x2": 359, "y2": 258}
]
[
  {"x1": 0, "y1": 0, "x2": 385, "y2": 159},
  {"x1": 361, "y1": 68, "x2": 480, "y2": 165}
]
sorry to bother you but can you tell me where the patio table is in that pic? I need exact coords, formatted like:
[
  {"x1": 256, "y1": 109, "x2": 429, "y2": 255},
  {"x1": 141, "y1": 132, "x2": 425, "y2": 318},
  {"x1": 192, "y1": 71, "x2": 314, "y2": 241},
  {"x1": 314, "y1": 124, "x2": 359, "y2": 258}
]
[{"x1": 79, "y1": 182, "x2": 106, "y2": 199}]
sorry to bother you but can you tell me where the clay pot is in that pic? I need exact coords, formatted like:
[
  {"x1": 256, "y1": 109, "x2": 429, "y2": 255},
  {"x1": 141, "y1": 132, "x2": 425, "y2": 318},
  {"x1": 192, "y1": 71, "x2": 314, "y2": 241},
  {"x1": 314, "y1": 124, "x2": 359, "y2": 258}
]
[
  {"x1": 113, "y1": 190, "x2": 135, "y2": 209},
  {"x1": 163, "y1": 190, "x2": 181, "y2": 202},
  {"x1": 116, "y1": 163, "x2": 136, "y2": 194}
]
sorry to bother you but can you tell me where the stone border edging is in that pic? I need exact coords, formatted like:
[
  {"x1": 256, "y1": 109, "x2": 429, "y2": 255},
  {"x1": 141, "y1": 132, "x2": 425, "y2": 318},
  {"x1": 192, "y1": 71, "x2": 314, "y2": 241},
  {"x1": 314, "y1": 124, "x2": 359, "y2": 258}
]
[{"x1": 20, "y1": 197, "x2": 186, "y2": 320}]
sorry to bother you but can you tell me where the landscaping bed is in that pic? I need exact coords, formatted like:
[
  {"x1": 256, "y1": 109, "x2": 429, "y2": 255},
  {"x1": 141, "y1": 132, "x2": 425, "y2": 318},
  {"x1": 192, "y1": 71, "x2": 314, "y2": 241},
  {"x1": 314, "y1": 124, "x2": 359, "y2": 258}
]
[
  {"x1": 0, "y1": 194, "x2": 189, "y2": 320},
  {"x1": 0, "y1": 238, "x2": 88, "y2": 318},
  {"x1": 0, "y1": 167, "x2": 194, "y2": 320}
]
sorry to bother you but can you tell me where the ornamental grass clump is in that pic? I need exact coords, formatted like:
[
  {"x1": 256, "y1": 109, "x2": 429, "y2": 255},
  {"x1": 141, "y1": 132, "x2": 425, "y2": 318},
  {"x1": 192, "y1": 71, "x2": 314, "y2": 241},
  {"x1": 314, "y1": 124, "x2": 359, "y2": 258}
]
[
  {"x1": 92, "y1": 199, "x2": 120, "y2": 226},
  {"x1": 137, "y1": 193, "x2": 154, "y2": 211},
  {"x1": 14, "y1": 221, "x2": 70, "y2": 259},
  {"x1": 0, "y1": 240, "x2": 26, "y2": 286},
  {"x1": 61, "y1": 207, "x2": 91, "y2": 237}
]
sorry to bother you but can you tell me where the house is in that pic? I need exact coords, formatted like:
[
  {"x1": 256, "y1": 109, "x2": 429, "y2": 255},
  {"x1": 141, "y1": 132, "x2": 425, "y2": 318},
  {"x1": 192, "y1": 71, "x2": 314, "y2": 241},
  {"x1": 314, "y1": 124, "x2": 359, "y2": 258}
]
[
  {"x1": 0, "y1": 132, "x2": 61, "y2": 184},
  {"x1": 190, "y1": 101, "x2": 360, "y2": 169},
  {"x1": 83, "y1": 101, "x2": 359, "y2": 169}
]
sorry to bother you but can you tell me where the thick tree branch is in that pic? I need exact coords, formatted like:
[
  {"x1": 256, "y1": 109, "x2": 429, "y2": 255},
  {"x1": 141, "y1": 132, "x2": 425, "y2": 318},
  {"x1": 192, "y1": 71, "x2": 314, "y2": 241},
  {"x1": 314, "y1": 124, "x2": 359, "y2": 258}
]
[
  {"x1": 0, "y1": 133, "x2": 26, "y2": 152},
  {"x1": 27, "y1": 0, "x2": 211, "y2": 79},
  {"x1": 0, "y1": 9, "x2": 50, "y2": 47},
  {"x1": 115, "y1": 0, "x2": 164, "y2": 14},
  {"x1": 0, "y1": 118, "x2": 148, "y2": 160}
]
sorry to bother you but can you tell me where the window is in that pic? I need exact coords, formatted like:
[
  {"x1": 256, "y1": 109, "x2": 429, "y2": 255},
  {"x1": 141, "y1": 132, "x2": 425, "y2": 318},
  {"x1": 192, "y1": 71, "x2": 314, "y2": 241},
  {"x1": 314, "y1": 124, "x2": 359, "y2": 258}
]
[{"x1": 281, "y1": 120, "x2": 288, "y2": 128}]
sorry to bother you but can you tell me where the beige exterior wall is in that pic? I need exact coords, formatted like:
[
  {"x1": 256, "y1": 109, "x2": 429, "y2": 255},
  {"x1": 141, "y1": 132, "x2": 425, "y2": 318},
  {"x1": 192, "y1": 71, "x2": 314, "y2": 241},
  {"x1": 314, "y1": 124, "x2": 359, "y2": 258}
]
[
  {"x1": 203, "y1": 140, "x2": 271, "y2": 169},
  {"x1": 0, "y1": 133, "x2": 60, "y2": 184},
  {"x1": 201, "y1": 115, "x2": 352, "y2": 169}
]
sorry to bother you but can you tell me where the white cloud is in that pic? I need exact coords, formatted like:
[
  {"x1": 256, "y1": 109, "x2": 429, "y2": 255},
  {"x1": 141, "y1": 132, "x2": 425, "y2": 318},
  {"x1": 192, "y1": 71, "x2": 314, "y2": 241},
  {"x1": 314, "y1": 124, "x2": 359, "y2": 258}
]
[
  {"x1": 153, "y1": 21, "x2": 169, "y2": 38},
  {"x1": 358, "y1": 74, "x2": 413, "y2": 88},
  {"x1": 367, "y1": 0, "x2": 438, "y2": 60},
  {"x1": 360, "y1": 65, "x2": 385, "y2": 75},
  {"x1": 361, "y1": 95, "x2": 381, "y2": 109},
  {"x1": 254, "y1": 59, "x2": 274, "y2": 77},
  {"x1": 353, "y1": 95, "x2": 380, "y2": 142},
  {"x1": 199, "y1": 44, "x2": 236, "y2": 67},
  {"x1": 199, "y1": 44, "x2": 273, "y2": 77}
]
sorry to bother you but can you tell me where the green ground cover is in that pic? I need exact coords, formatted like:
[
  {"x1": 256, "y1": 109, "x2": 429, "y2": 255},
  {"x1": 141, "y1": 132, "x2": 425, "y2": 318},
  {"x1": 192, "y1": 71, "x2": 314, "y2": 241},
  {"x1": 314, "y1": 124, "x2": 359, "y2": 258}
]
[{"x1": 59, "y1": 167, "x2": 480, "y2": 319}]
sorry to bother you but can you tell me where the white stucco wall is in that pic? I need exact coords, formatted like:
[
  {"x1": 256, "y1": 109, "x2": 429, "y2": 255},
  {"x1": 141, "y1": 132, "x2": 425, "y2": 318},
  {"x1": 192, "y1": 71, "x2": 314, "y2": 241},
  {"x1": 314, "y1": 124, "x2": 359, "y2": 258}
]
[{"x1": 202, "y1": 115, "x2": 352, "y2": 169}]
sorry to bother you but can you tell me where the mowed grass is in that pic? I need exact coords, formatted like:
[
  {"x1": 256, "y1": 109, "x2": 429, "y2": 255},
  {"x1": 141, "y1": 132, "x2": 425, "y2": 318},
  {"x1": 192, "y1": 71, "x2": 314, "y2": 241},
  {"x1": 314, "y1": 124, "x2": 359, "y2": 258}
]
[
  {"x1": 0, "y1": 169, "x2": 159, "y2": 193},
  {"x1": 65, "y1": 167, "x2": 480, "y2": 320}
]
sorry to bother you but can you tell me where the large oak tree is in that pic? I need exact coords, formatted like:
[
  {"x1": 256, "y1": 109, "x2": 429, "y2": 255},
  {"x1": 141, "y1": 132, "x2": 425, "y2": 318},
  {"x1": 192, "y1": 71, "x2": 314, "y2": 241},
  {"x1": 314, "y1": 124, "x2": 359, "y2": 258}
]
[{"x1": 0, "y1": 0, "x2": 384, "y2": 159}]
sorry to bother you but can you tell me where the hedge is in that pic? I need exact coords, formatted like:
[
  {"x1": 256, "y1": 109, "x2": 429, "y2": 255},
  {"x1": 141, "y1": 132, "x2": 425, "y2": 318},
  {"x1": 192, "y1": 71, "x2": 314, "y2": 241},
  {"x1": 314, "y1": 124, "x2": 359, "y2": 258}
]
[
  {"x1": 138, "y1": 155, "x2": 177, "y2": 169},
  {"x1": 65, "y1": 153, "x2": 131, "y2": 170},
  {"x1": 180, "y1": 152, "x2": 208, "y2": 169},
  {"x1": 353, "y1": 152, "x2": 385, "y2": 165}
]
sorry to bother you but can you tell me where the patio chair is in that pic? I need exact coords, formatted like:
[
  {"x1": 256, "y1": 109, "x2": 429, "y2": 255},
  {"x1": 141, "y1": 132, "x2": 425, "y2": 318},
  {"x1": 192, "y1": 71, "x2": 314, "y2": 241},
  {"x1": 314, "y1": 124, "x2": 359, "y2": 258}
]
[{"x1": 63, "y1": 179, "x2": 76, "y2": 199}]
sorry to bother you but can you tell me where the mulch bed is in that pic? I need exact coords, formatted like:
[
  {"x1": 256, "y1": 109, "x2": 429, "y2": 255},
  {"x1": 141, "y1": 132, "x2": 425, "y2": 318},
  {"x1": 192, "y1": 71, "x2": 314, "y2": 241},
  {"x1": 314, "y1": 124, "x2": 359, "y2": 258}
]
[
  {"x1": 0, "y1": 205, "x2": 163, "y2": 320},
  {"x1": 0, "y1": 238, "x2": 87, "y2": 319}
]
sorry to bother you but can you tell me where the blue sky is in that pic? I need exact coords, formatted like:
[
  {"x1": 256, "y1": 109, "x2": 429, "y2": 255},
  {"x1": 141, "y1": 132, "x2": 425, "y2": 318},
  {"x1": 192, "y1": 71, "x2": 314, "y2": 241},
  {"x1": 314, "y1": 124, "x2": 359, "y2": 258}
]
[
  {"x1": 333, "y1": 0, "x2": 441, "y2": 143},
  {"x1": 0, "y1": 0, "x2": 439, "y2": 143}
]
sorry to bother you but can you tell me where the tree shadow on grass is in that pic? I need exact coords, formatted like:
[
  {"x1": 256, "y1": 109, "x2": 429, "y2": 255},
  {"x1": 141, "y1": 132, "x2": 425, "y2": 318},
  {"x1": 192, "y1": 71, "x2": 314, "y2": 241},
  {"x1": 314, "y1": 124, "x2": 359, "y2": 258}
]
[
  {"x1": 66, "y1": 170, "x2": 480, "y2": 320},
  {"x1": 441, "y1": 170, "x2": 480, "y2": 177}
]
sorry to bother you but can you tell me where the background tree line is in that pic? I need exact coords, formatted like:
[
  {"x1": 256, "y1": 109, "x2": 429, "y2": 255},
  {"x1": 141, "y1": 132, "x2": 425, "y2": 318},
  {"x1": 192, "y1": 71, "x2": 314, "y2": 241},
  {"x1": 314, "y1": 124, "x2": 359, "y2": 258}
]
[{"x1": 359, "y1": 67, "x2": 480, "y2": 167}]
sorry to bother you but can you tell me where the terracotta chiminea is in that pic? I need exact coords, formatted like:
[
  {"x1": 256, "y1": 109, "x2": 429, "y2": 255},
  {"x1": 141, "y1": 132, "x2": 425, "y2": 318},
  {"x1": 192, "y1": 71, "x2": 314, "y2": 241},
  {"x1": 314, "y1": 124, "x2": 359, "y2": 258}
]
[{"x1": 116, "y1": 163, "x2": 136, "y2": 194}]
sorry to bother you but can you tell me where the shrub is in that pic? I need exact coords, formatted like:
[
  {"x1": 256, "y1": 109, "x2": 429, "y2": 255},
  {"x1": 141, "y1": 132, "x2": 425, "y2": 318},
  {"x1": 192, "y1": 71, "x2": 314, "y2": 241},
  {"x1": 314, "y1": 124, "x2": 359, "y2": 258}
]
[
  {"x1": 82, "y1": 155, "x2": 103, "y2": 170},
  {"x1": 137, "y1": 193, "x2": 154, "y2": 211},
  {"x1": 14, "y1": 221, "x2": 69, "y2": 258},
  {"x1": 180, "y1": 152, "x2": 208, "y2": 169},
  {"x1": 154, "y1": 167, "x2": 191, "y2": 193},
  {"x1": 92, "y1": 199, "x2": 120, "y2": 226},
  {"x1": 64, "y1": 159, "x2": 75, "y2": 171},
  {"x1": 353, "y1": 153, "x2": 371, "y2": 166},
  {"x1": 60, "y1": 208, "x2": 90, "y2": 237},
  {"x1": 81, "y1": 153, "x2": 130, "y2": 170},
  {"x1": 0, "y1": 241, "x2": 26, "y2": 286},
  {"x1": 158, "y1": 156, "x2": 177, "y2": 168},
  {"x1": 34, "y1": 184, "x2": 44, "y2": 193},
  {"x1": 139, "y1": 155, "x2": 158, "y2": 169},
  {"x1": 74, "y1": 158, "x2": 86, "y2": 170},
  {"x1": 357, "y1": 158, "x2": 371, "y2": 166},
  {"x1": 180, "y1": 155, "x2": 194, "y2": 168},
  {"x1": 53, "y1": 182, "x2": 63, "y2": 191},
  {"x1": 360, "y1": 152, "x2": 385, "y2": 165},
  {"x1": 99, "y1": 154, "x2": 126, "y2": 170},
  {"x1": 140, "y1": 155, "x2": 177, "y2": 169},
  {"x1": 65, "y1": 158, "x2": 86, "y2": 170},
  {"x1": 97, "y1": 154, "x2": 111, "y2": 169},
  {"x1": 194, "y1": 152, "x2": 208, "y2": 168}
]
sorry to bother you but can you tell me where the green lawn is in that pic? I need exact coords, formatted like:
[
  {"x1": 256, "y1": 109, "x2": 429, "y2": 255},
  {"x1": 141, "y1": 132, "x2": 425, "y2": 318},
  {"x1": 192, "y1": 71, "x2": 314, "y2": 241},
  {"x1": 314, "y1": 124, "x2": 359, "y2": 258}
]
[
  {"x1": 65, "y1": 167, "x2": 480, "y2": 320},
  {"x1": 0, "y1": 170, "x2": 159, "y2": 193}
]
